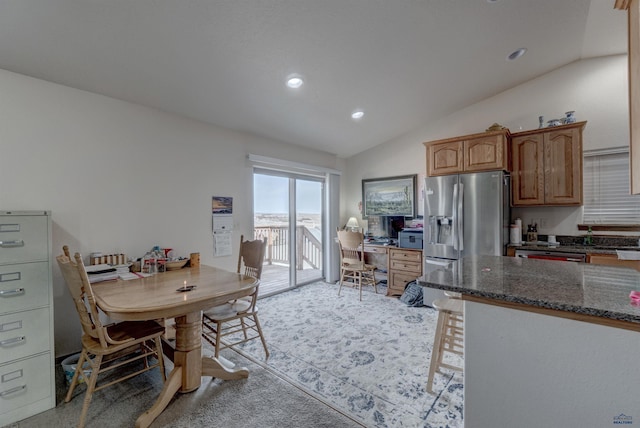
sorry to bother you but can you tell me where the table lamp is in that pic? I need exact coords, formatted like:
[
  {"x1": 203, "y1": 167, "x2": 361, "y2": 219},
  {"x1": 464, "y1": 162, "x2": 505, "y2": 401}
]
[{"x1": 346, "y1": 216, "x2": 360, "y2": 231}]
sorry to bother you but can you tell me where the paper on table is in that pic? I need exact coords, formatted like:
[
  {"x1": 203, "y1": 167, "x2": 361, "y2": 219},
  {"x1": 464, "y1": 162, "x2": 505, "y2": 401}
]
[{"x1": 119, "y1": 272, "x2": 151, "y2": 280}]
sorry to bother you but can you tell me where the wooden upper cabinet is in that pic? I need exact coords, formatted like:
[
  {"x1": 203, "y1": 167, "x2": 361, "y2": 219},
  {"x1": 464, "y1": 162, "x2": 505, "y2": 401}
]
[
  {"x1": 511, "y1": 133, "x2": 545, "y2": 205},
  {"x1": 464, "y1": 132, "x2": 508, "y2": 172},
  {"x1": 425, "y1": 129, "x2": 510, "y2": 176},
  {"x1": 427, "y1": 140, "x2": 463, "y2": 176},
  {"x1": 511, "y1": 121, "x2": 585, "y2": 206}
]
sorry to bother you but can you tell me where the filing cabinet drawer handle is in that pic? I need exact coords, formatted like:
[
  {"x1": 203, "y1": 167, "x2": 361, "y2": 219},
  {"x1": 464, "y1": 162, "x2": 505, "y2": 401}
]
[
  {"x1": 0, "y1": 240, "x2": 24, "y2": 248},
  {"x1": 0, "y1": 288, "x2": 25, "y2": 297},
  {"x1": 0, "y1": 336, "x2": 26, "y2": 347},
  {"x1": 0, "y1": 385, "x2": 27, "y2": 397}
]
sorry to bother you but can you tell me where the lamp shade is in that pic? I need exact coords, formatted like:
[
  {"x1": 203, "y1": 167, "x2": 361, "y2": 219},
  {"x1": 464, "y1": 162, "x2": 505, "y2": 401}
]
[{"x1": 346, "y1": 217, "x2": 359, "y2": 230}]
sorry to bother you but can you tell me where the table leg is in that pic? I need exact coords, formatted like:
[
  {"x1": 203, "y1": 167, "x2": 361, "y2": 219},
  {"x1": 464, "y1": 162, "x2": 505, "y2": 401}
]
[
  {"x1": 202, "y1": 354, "x2": 249, "y2": 379},
  {"x1": 133, "y1": 311, "x2": 201, "y2": 427},
  {"x1": 173, "y1": 311, "x2": 204, "y2": 391},
  {"x1": 135, "y1": 366, "x2": 182, "y2": 428},
  {"x1": 134, "y1": 310, "x2": 250, "y2": 427}
]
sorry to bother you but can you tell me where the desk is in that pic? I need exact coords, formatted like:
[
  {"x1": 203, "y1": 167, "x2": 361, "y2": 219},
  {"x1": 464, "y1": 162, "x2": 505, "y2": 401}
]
[
  {"x1": 362, "y1": 244, "x2": 423, "y2": 296},
  {"x1": 92, "y1": 265, "x2": 257, "y2": 428}
]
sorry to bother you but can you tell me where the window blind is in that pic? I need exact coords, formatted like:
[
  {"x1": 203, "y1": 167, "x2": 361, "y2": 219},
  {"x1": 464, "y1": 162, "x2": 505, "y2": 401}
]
[{"x1": 583, "y1": 148, "x2": 640, "y2": 224}]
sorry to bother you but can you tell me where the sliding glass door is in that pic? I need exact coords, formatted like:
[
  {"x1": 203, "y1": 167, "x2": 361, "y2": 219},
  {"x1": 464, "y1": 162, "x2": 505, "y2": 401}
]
[{"x1": 254, "y1": 170, "x2": 324, "y2": 296}]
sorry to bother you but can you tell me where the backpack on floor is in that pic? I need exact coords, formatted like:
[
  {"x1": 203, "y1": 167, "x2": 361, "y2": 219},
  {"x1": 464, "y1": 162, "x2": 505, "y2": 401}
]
[{"x1": 399, "y1": 280, "x2": 423, "y2": 307}]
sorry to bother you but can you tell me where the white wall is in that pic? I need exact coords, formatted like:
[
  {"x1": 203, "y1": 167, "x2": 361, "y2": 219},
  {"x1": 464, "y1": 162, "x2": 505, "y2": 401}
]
[
  {"x1": 342, "y1": 55, "x2": 630, "y2": 237},
  {"x1": 0, "y1": 69, "x2": 340, "y2": 357}
]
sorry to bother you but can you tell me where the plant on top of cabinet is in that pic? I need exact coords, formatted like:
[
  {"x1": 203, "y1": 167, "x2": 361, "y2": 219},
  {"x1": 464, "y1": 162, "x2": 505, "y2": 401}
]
[
  {"x1": 511, "y1": 121, "x2": 585, "y2": 206},
  {"x1": 424, "y1": 129, "x2": 510, "y2": 177}
]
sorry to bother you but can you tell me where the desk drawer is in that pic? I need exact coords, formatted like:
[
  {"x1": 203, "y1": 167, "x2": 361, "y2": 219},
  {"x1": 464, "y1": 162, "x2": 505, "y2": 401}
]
[
  {"x1": 0, "y1": 215, "x2": 49, "y2": 264},
  {"x1": 0, "y1": 353, "x2": 52, "y2": 417},
  {"x1": 364, "y1": 245, "x2": 388, "y2": 255},
  {"x1": 0, "y1": 308, "x2": 50, "y2": 362},
  {"x1": 389, "y1": 272, "x2": 419, "y2": 293},
  {"x1": 0, "y1": 262, "x2": 50, "y2": 314},
  {"x1": 389, "y1": 249, "x2": 422, "y2": 263},
  {"x1": 389, "y1": 259, "x2": 421, "y2": 274}
]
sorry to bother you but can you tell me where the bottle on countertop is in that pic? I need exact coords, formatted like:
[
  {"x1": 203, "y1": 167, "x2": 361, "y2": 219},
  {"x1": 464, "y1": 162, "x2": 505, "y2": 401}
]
[
  {"x1": 585, "y1": 226, "x2": 593, "y2": 246},
  {"x1": 526, "y1": 224, "x2": 538, "y2": 243}
]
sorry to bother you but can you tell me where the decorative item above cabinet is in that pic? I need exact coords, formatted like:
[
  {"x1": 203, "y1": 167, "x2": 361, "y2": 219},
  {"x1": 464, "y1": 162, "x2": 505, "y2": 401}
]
[
  {"x1": 511, "y1": 121, "x2": 586, "y2": 206},
  {"x1": 424, "y1": 129, "x2": 510, "y2": 177}
]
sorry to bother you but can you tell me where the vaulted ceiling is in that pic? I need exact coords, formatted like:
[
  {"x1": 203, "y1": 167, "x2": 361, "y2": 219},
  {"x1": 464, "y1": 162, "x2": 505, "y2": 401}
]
[{"x1": 0, "y1": 0, "x2": 627, "y2": 157}]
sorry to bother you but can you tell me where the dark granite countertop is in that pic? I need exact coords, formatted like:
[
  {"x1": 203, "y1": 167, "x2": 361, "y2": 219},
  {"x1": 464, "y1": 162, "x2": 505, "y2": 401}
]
[{"x1": 417, "y1": 255, "x2": 640, "y2": 324}]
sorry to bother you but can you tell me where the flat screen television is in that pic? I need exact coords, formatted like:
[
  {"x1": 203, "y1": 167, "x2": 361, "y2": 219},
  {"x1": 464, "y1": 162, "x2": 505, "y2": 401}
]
[
  {"x1": 385, "y1": 216, "x2": 405, "y2": 240},
  {"x1": 368, "y1": 215, "x2": 405, "y2": 241}
]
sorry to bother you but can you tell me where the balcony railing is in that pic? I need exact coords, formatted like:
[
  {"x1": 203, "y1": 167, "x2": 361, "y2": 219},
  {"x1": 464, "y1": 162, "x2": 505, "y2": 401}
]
[{"x1": 254, "y1": 225, "x2": 322, "y2": 270}]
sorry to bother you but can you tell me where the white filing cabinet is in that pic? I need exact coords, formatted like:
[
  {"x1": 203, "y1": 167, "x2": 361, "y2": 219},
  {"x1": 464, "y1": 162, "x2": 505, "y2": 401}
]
[{"x1": 0, "y1": 211, "x2": 55, "y2": 424}]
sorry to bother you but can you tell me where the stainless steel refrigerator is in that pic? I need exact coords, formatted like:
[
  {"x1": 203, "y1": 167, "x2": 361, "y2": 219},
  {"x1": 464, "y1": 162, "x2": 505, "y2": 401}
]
[
  {"x1": 421, "y1": 170, "x2": 510, "y2": 305},
  {"x1": 423, "y1": 170, "x2": 510, "y2": 263}
]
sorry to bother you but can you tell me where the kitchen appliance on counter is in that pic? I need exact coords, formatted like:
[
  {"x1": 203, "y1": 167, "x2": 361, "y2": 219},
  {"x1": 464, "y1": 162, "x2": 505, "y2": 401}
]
[
  {"x1": 422, "y1": 171, "x2": 510, "y2": 304},
  {"x1": 398, "y1": 228, "x2": 423, "y2": 249}
]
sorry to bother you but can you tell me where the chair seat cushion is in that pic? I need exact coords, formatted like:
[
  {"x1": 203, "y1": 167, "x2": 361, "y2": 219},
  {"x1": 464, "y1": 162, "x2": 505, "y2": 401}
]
[
  {"x1": 203, "y1": 303, "x2": 237, "y2": 320},
  {"x1": 83, "y1": 320, "x2": 165, "y2": 354},
  {"x1": 342, "y1": 262, "x2": 376, "y2": 271},
  {"x1": 203, "y1": 299, "x2": 254, "y2": 321},
  {"x1": 107, "y1": 320, "x2": 166, "y2": 341},
  {"x1": 231, "y1": 299, "x2": 252, "y2": 312}
]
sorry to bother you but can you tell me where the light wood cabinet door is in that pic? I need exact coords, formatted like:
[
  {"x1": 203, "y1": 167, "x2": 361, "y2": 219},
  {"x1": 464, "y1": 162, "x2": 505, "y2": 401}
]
[
  {"x1": 544, "y1": 126, "x2": 583, "y2": 205},
  {"x1": 425, "y1": 129, "x2": 510, "y2": 176},
  {"x1": 587, "y1": 254, "x2": 640, "y2": 271},
  {"x1": 426, "y1": 140, "x2": 463, "y2": 176},
  {"x1": 464, "y1": 133, "x2": 508, "y2": 172},
  {"x1": 511, "y1": 121, "x2": 584, "y2": 206},
  {"x1": 511, "y1": 133, "x2": 545, "y2": 205}
]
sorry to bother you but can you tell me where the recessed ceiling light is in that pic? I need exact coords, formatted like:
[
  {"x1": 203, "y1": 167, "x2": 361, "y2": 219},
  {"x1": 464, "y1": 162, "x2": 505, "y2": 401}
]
[
  {"x1": 351, "y1": 110, "x2": 364, "y2": 120},
  {"x1": 507, "y1": 48, "x2": 527, "y2": 61},
  {"x1": 487, "y1": 0, "x2": 500, "y2": 3},
  {"x1": 286, "y1": 76, "x2": 304, "y2": 89}
]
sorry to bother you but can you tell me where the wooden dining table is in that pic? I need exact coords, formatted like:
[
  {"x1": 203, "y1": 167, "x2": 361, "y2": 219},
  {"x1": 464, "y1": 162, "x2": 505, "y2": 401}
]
[{"x1": 91, "y1": 265, "x2": 258, "y2": 428}]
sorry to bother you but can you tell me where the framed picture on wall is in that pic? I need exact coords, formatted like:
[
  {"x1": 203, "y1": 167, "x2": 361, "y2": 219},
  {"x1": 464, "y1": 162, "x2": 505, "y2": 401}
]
[{"x1": 362, "y1": 174, "x2": 417, "y2": 218}]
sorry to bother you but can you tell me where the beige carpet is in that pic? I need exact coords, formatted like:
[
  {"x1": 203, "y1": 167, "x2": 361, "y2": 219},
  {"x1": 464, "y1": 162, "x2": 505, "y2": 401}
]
[{"x1": 5, "y1": 348, "x2": 362, "y2": 428}]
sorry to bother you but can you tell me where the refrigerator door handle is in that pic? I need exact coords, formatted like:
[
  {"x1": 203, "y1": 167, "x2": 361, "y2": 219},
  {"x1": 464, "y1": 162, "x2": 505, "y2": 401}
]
[
  {"x1": 458, "y1": 182, "x2": 464, "y2": 251},
  {"x1": 425, "y1": 258, "x2": 452, "y2": 267},
  {"x1": 452, "y1": 183, "x2": 458, "y2": 250}
]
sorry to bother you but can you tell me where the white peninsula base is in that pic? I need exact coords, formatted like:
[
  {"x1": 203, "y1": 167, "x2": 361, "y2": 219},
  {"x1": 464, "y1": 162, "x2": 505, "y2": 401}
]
[{"x1": 465, "y1": 300, "x2": 640, "y2": 427}]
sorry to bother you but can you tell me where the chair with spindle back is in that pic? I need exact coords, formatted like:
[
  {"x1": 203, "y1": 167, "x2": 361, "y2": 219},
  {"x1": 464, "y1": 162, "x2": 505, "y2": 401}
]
[
  {"x1": 57, "y1": 246, "x2": 166, "y2": 428},
  {"x1": 201, "y1": 235, "x2": 269, "y2": 358},
  {"x1": 336, "y1": 228, "x2": 377, "y2": 300}
]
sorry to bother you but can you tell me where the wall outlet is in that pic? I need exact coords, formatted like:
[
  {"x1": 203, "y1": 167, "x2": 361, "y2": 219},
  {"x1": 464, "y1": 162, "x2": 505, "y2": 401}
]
[{"x1": 539, "y1": 218, "x2": 548, "y2": 228}]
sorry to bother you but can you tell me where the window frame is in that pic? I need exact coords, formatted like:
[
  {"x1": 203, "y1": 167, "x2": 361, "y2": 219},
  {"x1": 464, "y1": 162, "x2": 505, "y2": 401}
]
[{"x1": 580, "y1": 147, "x2": 640, "y2": 231}]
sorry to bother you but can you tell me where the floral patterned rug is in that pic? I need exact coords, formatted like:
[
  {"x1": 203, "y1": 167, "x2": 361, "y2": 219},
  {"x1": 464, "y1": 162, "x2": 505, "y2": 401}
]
[{"x1": 231, "y1": 281, "x2": 464, "y2": 428}]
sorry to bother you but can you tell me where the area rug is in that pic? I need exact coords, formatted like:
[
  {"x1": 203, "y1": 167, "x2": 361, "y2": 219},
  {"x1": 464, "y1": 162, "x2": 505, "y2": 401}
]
[{"x1": 232, "y1": 281, "x2": 464, "y2": 428}]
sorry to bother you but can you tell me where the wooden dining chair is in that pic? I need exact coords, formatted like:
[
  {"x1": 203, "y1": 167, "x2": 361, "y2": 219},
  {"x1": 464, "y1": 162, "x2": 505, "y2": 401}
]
[
  {"x1": 201, "y1": 235, "x2": 270, "y2": 358},
  {"x1": 57, "y1": 246, "x2": 166, "y2": 428},
  {"x1": 337, "y1": 228, "x2": 378, "y2": 300}
]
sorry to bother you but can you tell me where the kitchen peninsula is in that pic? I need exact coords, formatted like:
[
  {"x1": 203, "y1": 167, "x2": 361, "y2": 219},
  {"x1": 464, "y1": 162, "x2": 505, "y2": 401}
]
[{"x1": 418, "y1": 255, "x2": 640, "y2": 428}]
